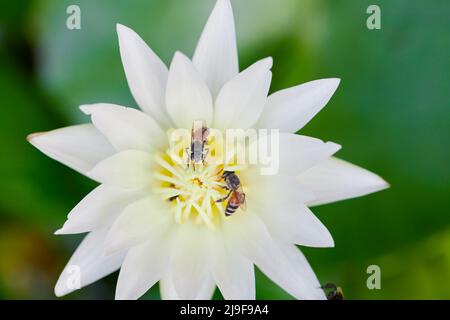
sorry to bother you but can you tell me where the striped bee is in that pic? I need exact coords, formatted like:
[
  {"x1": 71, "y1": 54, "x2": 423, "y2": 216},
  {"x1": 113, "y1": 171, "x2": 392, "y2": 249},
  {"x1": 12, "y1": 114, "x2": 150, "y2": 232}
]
[{"x1": 216, "y1": 171, "x2": 246, "y2": 216}]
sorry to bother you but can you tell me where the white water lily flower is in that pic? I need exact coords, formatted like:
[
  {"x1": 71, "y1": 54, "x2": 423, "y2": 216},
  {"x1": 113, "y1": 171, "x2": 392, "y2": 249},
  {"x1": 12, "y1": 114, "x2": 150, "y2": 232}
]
[{"x1": 28, "y1": 0, "x2": 388, "y2": 300}]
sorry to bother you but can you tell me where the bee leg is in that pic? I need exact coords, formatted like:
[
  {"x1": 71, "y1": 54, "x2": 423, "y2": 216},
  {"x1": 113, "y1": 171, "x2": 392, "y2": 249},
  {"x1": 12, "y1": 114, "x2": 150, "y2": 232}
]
[
  {"x1": 215, "y1": 167, "x2": 224, "y2": 177},
  {"x1": 216, "y1": 190, "x2": 232, "y2": 203}
]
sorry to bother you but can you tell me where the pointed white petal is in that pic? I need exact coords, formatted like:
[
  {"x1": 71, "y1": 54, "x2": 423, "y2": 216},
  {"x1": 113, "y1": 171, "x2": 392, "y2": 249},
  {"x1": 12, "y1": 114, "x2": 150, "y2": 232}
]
[
  {"x1": 241, "y1": 168, "x2": 315, "y2": 205},
  {"x1": 166, "y1": 224, "x2": 215, "y2": 299},
  {"x1": 117, "y1": 24, "x2": 171, "y2": 127},
  {"x1": 299, "y1": 157, "x2": 390, "y2": 206},
  {"x1": 279, "y1": 134, "x2": 341, "y2": 174},
  {"x1": 211, "y1": 236, "x2": 255, "y2": 300},
  {"x1": 28, "y1": 124, "x2": 114, "y2": 178},
  {"x1": 104, "y1": 197, "x2": 171, "y2": 255},
  {"x1": 160, "y1": 271, "x2": 216, "y2": 300},
  {"x1": 259, "y1": 202, "x2": 334, "y2": 248},
  {"x1": 55, "y1": 184, "x2": 147, "y2": 235},
  {"x1": 115, "y1": 239, "x2": 169, "y2": 300},
  {"x1": 257, "y1": 79, "x2": 340, "y2": 132},
  {"x1": 166, "y1": 52, "x2": 213, "y2": 129},
  {"x1": 255, "y1": 133, "x2": 341, "y2": 175},
  {"x1": 276, "y1": 242, "x2": 325, "y2": 298},
  {"x1": 80, "y1": 103, "x2": 166, "y2": 152},
  {"x1": 88, "y1": 150, "x2": 154, "y2": 188},
  {"x1": 193, "y1": 0, "x2": 239, "y2": 97},
  {"x1": 214, "y1": 58, "x2": 272, "y2": 130},
  {"x1": 243, "y1": 169, "x2": 332, "y2": 247},
  {"x1": 159, "y1": 273, "x2": 180, "y2": 300},
  {"x1": 54, "y1": 229, "x2": 125, "y2": 297},
  {"x1": 224, "y1": 213, "x2": 326, "y2": 300}
]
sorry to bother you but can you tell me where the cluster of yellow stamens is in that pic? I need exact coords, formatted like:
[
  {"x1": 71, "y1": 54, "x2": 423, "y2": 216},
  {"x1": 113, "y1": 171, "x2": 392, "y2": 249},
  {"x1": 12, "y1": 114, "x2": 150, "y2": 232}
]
[
  {"x1": 152, "y1": 151, "x2": 232, "y2": 229},
  {"x1": 151, "y1": 125, "x2": 252, "y2": 229}
]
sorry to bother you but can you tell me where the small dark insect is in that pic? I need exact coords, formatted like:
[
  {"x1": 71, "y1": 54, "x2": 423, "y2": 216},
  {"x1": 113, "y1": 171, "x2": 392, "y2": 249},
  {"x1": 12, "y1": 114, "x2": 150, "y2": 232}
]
[
  {"x1": 186, "y1": 120, "x2": 209, "y2": 169},
  {"x1": 321, "y1": 283, "x2": 344, "y2": 300},
  {"x1": 167, "y1": 184, "x2": 179, "y2": 202},
  {"x1": 216, "y1": 171, "x2": 246, "y2": 216}
]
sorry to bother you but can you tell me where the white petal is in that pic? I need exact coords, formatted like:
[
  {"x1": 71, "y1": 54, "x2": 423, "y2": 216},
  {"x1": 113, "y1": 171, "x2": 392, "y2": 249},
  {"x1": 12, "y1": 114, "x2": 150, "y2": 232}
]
[
  {"x1": 54, "y1": 228, "x2": 125, "y2": 297},
  {"x1": 299, "y1": 157, "x2": 390, "y2": 206},
  {"x1": 276, "y1": 242, "x2": 325, "y2": 298},
  {"x1": 257, "y1": 79, "x2": 340, "y2": 132},
  {"x1": 88, "y1": 150, "x2": 154, "y2": 188},
  {"x1": 160, "y1": 271, "x2": 216, "y2": 300},
  {"x1": 159, "y1": 274, "x2": 179, "y2": 300},
  {"x1": 28, "y1": 124, "x2": 114, "y2": 178},
  {"x1": 115, "y1": 239, "x2": 169, "y2": 300},
  {"x1": 255, "y1": 133, "x2": 341, "y2": 175},
  {"x1": 241, "y1": 168, "x2": 315, "y2": 205},
  {"x1": 211, "y1": 236, "x2": 255, "y2": 300},
  {"x1": 193, "y1": 0, "x2": 239, "y2": 98},
  {"x1": 280, "y1": 134, "x2": 341, "y2": 174},
  {"x1": 55, "y1": 184, "x2": 147, "y2": 235},
  {"x1": 117, "y1": 24, "x2": 171, "y2": 128},
  {"x1": 165, "y1": 224, "x2": 215, "y2": 299},
  {"x1": 80, "y1": 103, "x2": 166, "y2": 152},
  {"x1": 259, "y1": 202, "x2": 334, "y2": 248},
  {"x1": 223, "y1": 213, "x2": 326, "y2": 300},
  {"x1": 104, "y1": 197, "x2": 171, "y2": 255},
  {"x1": 243, "y1": 169, "x2": 332, "y2": 247},
  {"x1": 214, "y1": 58, "x2": 272, "y2": 130},
  {"x1": 166, "y1": 52, "x2": 213, "y2": 129}
]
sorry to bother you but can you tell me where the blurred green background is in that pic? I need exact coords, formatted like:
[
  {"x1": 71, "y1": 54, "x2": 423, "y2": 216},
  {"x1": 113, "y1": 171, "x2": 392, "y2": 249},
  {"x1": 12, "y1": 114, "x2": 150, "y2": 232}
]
[{"x1": 0, "y1": 0, "x2": 449, "y2": 299}]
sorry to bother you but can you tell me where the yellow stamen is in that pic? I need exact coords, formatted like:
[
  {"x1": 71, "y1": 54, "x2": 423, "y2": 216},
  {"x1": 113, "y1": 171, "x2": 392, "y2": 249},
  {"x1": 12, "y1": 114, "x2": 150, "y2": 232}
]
[{"x1": 152, "y1": 154, "x2": 235, "y2": 229}]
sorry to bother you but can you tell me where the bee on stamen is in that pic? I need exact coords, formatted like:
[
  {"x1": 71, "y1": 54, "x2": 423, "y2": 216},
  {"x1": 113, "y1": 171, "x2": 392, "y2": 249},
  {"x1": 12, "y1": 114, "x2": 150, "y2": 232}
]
[
  {"x1": 216, "y1": 171, "x2": 246, "y2": 216},
  {"x1": 186, "y1": 120, "x2": 209, "y2": 170}
]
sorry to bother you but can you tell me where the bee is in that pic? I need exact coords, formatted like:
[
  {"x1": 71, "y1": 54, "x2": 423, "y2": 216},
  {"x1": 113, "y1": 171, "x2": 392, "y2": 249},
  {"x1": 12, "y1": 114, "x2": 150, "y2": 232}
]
[
  {"x1": 321, "y1": 283, "x2": 344, "y2": 300},
  {"x1": 186, "y1": 120, "x2": 210, "y2": 169},
  {"x1": 216, "y1": 171, "x2": 246, "y2": 216}
]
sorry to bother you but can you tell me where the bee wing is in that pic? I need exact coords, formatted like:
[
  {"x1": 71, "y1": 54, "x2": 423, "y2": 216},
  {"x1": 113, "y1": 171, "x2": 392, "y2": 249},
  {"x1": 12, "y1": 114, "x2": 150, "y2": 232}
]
[
  {"x1": 190, "y1": 124, "x2": 195, "y2": 144},
  {"x1": 236, "y1": 186, "x2": 246, "y2": 211},
  {"x1": 202, "y1": 127, "x2": 210, "y2": 143},
  {"x1": 240, "y1": 194, "x2": 247, "y2": 211},
  {"x1": 192, "y1": 120, "x2": 202, "y2": 141}
]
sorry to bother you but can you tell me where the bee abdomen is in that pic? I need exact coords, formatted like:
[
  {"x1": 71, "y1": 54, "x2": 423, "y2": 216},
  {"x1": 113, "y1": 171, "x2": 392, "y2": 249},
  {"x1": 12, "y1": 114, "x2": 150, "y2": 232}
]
[{"x1": 225, "y1": 203, "x2": 239, "y2": 216}]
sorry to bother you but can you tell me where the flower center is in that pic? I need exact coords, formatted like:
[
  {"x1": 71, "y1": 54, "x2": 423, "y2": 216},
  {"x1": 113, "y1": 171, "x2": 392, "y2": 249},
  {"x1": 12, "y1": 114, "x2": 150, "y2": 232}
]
[{"x1": 152, "y1": 139, "x2": 246, "y2": 229}]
